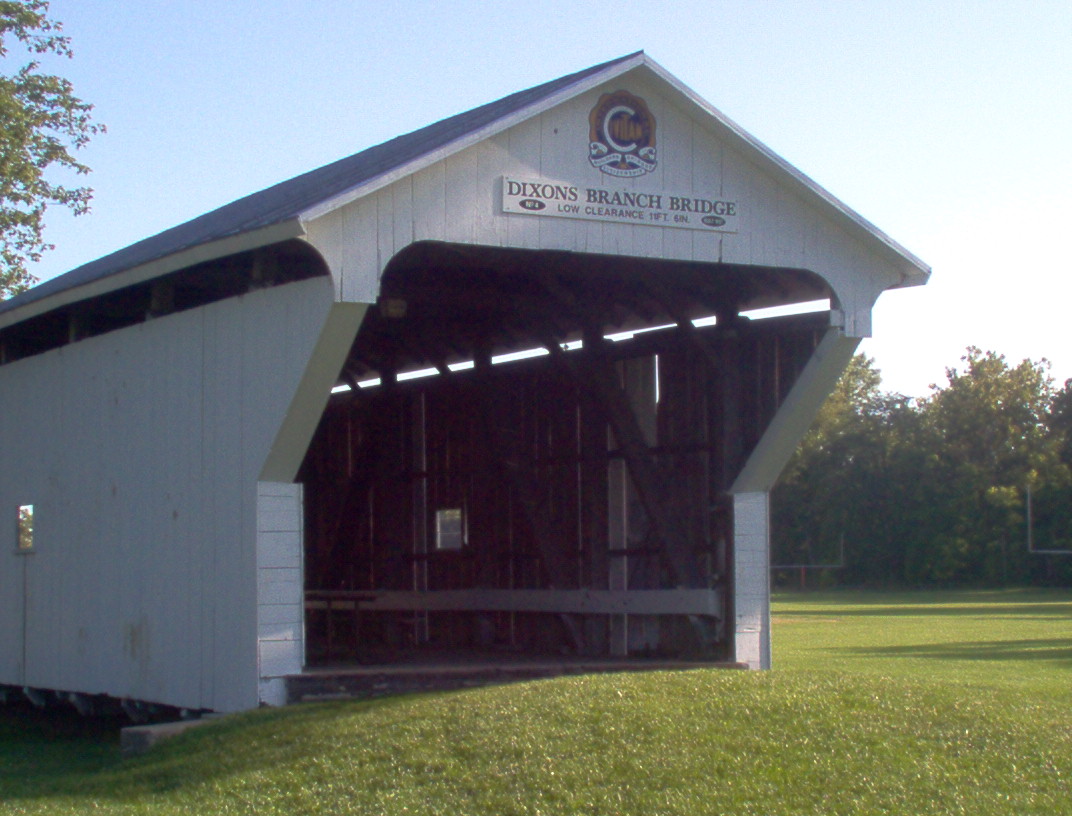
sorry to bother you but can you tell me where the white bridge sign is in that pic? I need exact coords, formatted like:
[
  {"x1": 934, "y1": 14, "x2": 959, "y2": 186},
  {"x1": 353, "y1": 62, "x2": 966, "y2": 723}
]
[{"x1": 501, "y1": 176, "x2": 738, "y2": 233}]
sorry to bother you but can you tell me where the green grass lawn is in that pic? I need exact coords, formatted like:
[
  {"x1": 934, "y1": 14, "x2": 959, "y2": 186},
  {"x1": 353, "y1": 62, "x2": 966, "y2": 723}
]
[
  {"x1": 2, "y1": 589, "x2": 1070, "y2": 815},
  {"x1": 775, "y1": 588, "x2": 1072, "y2": 700}
]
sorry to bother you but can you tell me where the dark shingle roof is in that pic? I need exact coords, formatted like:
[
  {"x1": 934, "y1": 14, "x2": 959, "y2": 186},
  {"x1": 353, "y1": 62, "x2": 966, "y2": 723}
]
[{"x1": 1, "y1": 52, "x2": 644, "y2": 320}]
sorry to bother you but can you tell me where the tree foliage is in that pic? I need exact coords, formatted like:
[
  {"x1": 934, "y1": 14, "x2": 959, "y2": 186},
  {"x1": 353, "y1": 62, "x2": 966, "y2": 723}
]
[
  {"x1": 0, "y1": 0, "x2": 102, "y2": 299},
  {"x1": 773, "y1": 349, "x2": 1072, "y2": 588}
]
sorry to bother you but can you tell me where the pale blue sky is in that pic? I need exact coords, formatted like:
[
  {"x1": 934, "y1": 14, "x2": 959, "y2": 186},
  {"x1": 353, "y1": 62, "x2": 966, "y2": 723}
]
[{"x1": 19, "y1": 0, "x2": 1072, "y2": 397}]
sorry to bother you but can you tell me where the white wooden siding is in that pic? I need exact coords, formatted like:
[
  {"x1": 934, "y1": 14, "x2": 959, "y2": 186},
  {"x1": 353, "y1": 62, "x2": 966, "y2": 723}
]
[
  {"x1": 733, "y1": 491, "x2": 771, "y2": 670},
  {"x1": 304, "y1": 73, "x2": 906, "y2": 330},
  {"x1": 0, "y1": 277, "x2": 336, "y2": 711},
  {"x1": 256, "y1": 481, "x2": 304, "y2": 707}
]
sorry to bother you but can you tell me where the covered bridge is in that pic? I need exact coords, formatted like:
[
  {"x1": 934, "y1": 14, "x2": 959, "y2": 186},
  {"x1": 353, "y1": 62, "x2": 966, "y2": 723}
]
[{"x1": 0, "y1": 53, "x2": 928, "y2": 713}]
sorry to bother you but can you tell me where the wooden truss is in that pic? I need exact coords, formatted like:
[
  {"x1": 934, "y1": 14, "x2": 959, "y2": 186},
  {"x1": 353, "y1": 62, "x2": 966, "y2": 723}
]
[{"x1": 299, "y1": 242, "x2": 830, "y2": 662}]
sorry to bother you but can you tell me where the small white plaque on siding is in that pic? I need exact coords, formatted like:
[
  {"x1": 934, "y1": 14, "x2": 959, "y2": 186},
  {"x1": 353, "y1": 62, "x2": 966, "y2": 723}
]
[{"x1": 501, "y1": 176, "x2": 738, "y2": 233}]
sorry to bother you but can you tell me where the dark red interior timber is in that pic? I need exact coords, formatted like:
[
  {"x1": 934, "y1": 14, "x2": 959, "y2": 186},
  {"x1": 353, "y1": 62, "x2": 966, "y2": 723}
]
[{"x1": 298, "y1": 242, "x2": 831, "y2": 665}]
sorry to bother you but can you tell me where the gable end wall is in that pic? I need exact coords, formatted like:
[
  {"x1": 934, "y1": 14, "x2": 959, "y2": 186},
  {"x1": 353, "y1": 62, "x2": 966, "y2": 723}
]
[{"x1": 305, "y1": 70, "x2": 907, "y2": 331}]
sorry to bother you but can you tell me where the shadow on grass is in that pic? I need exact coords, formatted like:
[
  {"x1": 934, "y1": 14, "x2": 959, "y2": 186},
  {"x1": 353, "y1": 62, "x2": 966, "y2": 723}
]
[
  {"x1": 840, "y1": 637, "x2": 1072, "y2": 665},
  {"x1": 0, "y1": 693, "x2": 429, "y2": 806},
  {"x1": 0, "y1": 700, "x2": 126, "y2": 800},
  {"x1": 776, "y1": 604, "x2": 1072, "y2": 618}
]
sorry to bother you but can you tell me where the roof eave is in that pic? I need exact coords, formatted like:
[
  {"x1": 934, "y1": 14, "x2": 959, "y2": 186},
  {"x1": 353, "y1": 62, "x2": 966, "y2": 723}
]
[
  {"x1": 301, "y1": 52, "x2": 930, "y2": 288},
  {"x1": 638, "y1": 55, "x2": 931, "y2": 287},
  {"x1": 2, "y1": 50, "x2": 929, "y2": 332},
  {"x1": 0, "y1": 219, "x2": 306, "y2": 332}
]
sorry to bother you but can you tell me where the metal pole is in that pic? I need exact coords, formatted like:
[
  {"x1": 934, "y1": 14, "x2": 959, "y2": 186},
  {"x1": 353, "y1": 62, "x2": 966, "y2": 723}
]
[{"x1": 1026, "y1": 484, "x2": 1033, "y2": 553}]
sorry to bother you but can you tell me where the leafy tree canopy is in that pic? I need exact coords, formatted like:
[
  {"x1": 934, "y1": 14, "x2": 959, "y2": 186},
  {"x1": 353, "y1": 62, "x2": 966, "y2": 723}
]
[
  {"x1": 0, "y1": 0, "x2": 103, "y2": 300},
  {"x1": 774, "y1": 349, "x2": 1072, "y2": 589}
]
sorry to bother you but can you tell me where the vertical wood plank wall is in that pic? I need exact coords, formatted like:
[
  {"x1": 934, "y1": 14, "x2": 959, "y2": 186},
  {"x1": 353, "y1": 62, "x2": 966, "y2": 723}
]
[
  {"x1": 306, "y1": 71, "x2": 907, "y2": 335},
  {"x1": 733, "y1": 491, "x2": 771, "y2": 669},
  {"x1": 0, "y1": 277, "x2": 334, "y2": 711},
  {"x1": 301, "y1": 316, "x2": 826, "y2": 661},
  {"x1": 256, "y1": 481, "x2": 304, "y2": 707}
]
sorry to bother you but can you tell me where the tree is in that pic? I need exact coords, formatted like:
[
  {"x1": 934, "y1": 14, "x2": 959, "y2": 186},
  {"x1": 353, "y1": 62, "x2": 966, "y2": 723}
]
[
  {"x1": 772, "y1": 355, "x2": 919, "y2": 587},
  {"x1": 917, "y1": 348, "x2": 1064, "y2": 585},
  {"x1": 773, "y1": 348, "x2": 1070, "y2": 589},
  {"x1": 0, "y1": 0, "x2": 103, "y2": 299}
]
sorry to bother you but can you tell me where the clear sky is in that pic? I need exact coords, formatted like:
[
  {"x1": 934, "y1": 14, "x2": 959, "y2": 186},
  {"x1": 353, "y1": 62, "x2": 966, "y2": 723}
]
[{"x1": 16, "y1": 0, "x2": 1072, "y2": 398}]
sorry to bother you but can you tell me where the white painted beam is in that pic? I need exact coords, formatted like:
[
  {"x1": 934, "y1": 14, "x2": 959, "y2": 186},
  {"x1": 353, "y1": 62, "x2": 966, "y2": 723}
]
[
  {"x1": 259, "y1": 301, "x2": 367, "y2": 483},
  {"x1": 731, "y1": 327, "x2": 860, "y2": 494}
]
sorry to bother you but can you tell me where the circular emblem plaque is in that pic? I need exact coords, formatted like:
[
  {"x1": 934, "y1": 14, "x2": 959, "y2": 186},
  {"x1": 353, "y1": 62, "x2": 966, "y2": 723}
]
[{"x1": 588, "y1": 91, "x2": 657, "y2": 178}]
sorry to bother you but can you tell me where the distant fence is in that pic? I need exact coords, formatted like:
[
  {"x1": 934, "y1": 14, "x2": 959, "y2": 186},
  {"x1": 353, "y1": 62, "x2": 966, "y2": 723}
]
[{"x1": 771, "y1": 537, "x2": 845, "y2": 589}]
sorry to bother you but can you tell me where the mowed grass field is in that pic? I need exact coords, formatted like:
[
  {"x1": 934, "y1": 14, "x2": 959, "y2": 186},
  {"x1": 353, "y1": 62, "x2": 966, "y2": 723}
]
[
  {"x1": 774, "y1": 589, "x2": 1072, "y2": 699},
  {"x1": 1, "y1": 589, "x2": 1070, "y2": 815}
]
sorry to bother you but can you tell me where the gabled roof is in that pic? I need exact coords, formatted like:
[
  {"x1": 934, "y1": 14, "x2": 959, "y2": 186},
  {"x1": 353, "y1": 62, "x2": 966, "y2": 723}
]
[
  {"x1": 0, "y1": 51, "x2": 929, "y2": 326},
  {"x1": 0, "y1": 53, "x2": 644, "y2": 322}
]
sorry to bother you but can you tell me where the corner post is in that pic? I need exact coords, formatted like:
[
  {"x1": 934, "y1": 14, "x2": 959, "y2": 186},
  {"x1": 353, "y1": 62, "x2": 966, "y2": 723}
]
[{"x1": 733, "y1": 491, "x2": 771, "y2": 669}]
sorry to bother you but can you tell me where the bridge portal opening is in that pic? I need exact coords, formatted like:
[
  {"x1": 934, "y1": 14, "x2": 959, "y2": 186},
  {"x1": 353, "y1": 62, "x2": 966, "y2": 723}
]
[{"x1": 297, "y1": 241, "x2": 831, "y2": 666}]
